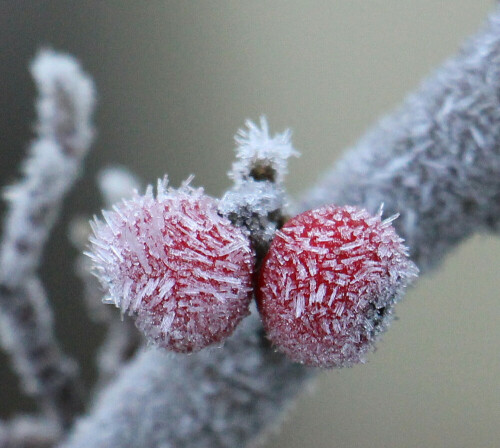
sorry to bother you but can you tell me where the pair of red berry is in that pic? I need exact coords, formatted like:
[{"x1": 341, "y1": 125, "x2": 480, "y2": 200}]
[{"x1": 88, "y1": 181, "x2": 417, "y2": 368}]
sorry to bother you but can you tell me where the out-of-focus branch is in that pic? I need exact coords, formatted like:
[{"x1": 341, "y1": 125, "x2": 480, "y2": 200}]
[
  {"x1": 70, "y1": 217, "x2": 141, "y2": 390},
  {"x1": 70, "y1": 167, "x2": 143, "y2": 389},
  {"x1": 0, "y1": 50, "x2": 95, "y2": 427},
  {"x1": 0, "y1": 415, "x2": 61, "y2": 448},
  {"x1": 59, "y1": 313, "x2": 313, "y2": 448},
  {"x1": 60, "y1": 6, "x2": 500, "y2": 448},
  {"x1": 1, "y1": 50, "x2": 95, "y2": 285}
]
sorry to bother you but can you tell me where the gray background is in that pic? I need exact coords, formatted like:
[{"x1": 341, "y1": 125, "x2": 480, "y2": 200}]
[{"x1": 0, "y1": 2, "x2": 499, "y2": 447}]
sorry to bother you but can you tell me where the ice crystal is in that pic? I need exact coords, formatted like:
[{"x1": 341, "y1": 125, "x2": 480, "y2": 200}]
[{"x1": 87, "y1": 178, "x2": 255, "y2": 353}]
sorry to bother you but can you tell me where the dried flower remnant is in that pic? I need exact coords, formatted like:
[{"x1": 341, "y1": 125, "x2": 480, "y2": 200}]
[
  {"x1": 219, "y1": 117, "x2": 298, "y2": 257},
  {"x1": 257, "y1": 204, "x2": 418, "y2": 367},
  {"x1": 87, "y1": 178, "x2": 255, "y2": 353}
]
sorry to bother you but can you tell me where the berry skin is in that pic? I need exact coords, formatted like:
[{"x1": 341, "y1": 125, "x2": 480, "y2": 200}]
[
  {"x1": 257, "y1": 204, "x2": 418, "y2": 368},
  {"x1": 87, "y1": 179, "x2": 255, "y2": 353}
]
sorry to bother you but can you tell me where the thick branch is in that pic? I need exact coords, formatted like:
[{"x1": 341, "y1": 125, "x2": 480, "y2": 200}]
[
  {"x1": 301, "y1": 15, "x2": 500, "y2": 270},
  {"x1": 60, "y1": 314, "x2": 312, "y2": 448}
]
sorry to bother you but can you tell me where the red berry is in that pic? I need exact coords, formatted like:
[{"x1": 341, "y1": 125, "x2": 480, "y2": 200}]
[
  {"x1": 257, "y1": 204, "x2": 418, "y2": 367},
  {"x1": 88, "y1": 179, "x2": 255, "y2": 353}
]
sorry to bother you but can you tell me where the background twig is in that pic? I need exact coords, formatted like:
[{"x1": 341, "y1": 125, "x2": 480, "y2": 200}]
[{"x1": 0, "y1": 50, "x2": 95, "y2": 427}]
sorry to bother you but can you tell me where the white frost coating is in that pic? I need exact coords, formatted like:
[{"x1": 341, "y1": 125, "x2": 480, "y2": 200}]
[
  {"x1": 295, "y1": 296, "x2": 305, "y2": 318},
  {"x1": 328, "y1": 288, "x2": 338, "y2": 307},
  {"x1": 316, "y1": 283, "x2": 326, "y2": 303},
  {"x1": 276, "y1": 230, "x2": 294, "y2": 245},
  {"x1": 61, "y1": 7, "x2": 500, "y2": 448},
  {"x1": 339, "y1": 240, "x2": 363, "y2": 251}
]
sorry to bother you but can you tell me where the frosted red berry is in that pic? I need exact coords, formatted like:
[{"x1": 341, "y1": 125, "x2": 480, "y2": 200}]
[
  {"x1": 257, "y1": 204, "x2": 418, "y2": 368},
  {"x1": 88, "y1": 179, "x2": 255, "y2": 353}
]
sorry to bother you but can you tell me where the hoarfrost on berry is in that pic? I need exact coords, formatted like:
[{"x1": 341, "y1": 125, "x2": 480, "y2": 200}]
[
  {"x1": 87, "y1": 178, "x2": 255, "y2": 353},
  {"x1": 257, "y1": 204, "x2": 418, "y2": 368}
]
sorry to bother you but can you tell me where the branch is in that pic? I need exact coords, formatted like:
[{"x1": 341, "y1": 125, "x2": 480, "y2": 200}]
[
  {"x1": 61, "y1": 314, "x2": 312, "y2": 448},
  {"x1": 69, "y1": 167, "x2": 143, "y2": 388},
  {"x1": 60, "y1": 6, "x2": 500, "y2": 448},
  {"x1": 0, "y1": 415, "x2": 61, "y2": 448},
  {"x1": 301, "y1": 14, "x2": 500, "y2": 271},
  {"x1": 0, "y1": 50, "x2": 95, "y2": 427}
]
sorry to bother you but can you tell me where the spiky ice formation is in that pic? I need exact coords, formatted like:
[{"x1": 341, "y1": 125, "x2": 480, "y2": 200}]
[
  {"x1": 257, "y1": 205, "x2": 418, "y2": 367},
  {"x1": 219, "y1": 117, "x2": 299, "y2": 257},
  {"x1": 229, "y1": 116, "x2": 298, "y2": 185},
  {"x1": 87, "y1": 178, "x2": 255, "y2": 353}
]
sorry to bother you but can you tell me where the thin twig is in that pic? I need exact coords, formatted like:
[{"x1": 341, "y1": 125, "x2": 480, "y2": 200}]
[{"x1": 0, "y1": 50, "x2": 95, "y2": 427}]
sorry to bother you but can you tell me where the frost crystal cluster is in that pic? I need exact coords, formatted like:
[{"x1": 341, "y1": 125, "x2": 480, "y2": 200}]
[
  {"x1": 88, "y1": 178, "x2": 255, "y2": 353},
  {"x1": 219, "y1": 117, "x2": 298, "y2": 256},
  {"x1": 257, "y1": 205, "x2": 418, "y2": 367}
]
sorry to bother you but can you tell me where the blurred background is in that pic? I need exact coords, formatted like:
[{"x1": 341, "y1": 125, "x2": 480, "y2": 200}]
[{"x1": 0, "y1": 1, "x2": 499, "y2": 447}]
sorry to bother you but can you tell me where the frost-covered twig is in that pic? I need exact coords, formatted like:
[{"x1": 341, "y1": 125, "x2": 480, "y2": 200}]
[
  {"x1": 0, "y1": 50, "x2": 95, "y2": 426},
  {"x1": 0, "y1": 415, "x2": 61, "y2": 448},
  {"x1": 302, "y1": 18, "x2": 500, "y2": 271},
  {"x1": 59, "y1": 6, "x2": 500, "y2": 448},
  {"x1": 70, "y1": 167, "x2": 143, "y2": 387},
  {"x1": 1, "y1": 50, "x2": 95, "y2": 285},
  {"x1": 94, "y1": 317, "x2": 141, "y2": 389},
  {"x1": 59, "y1": 314, "x2": 313, "y2": 448}
]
